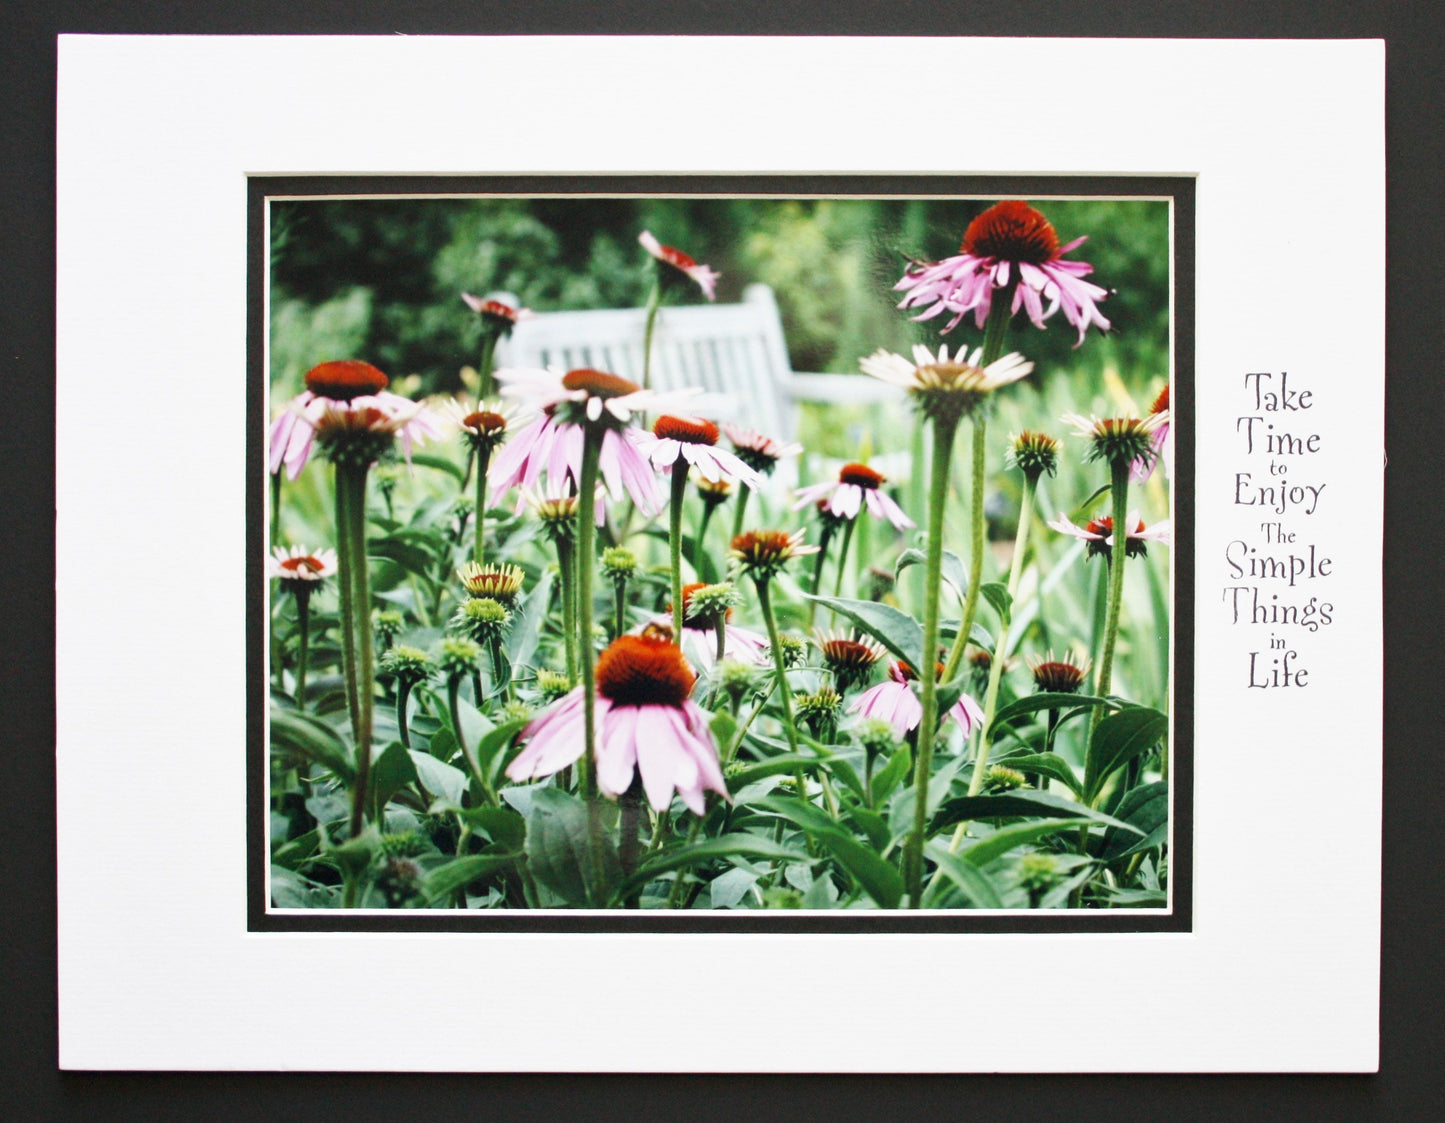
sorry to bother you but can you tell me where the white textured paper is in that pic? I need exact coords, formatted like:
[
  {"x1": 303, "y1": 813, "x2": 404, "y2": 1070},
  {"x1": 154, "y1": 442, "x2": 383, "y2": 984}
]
[{"x1": 56, "y1": 35, "x2": 1383, "y2": 1071}]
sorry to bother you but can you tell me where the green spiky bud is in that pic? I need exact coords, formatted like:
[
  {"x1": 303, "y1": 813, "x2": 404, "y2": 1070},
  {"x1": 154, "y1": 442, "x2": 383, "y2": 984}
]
[
  {"x1": 378, "y1": 644, "x2": 433, "y2": 687},
  {"x1": 985, "y1": 765, "x2": 1028, "y2": 791},
  {"x1": 534, "y1": 667, "x2": 573, "y2": 703},
  {"x1": 438, "y1": 637, "x2": 482, "y2": 680},
  {"x1": 1018, "y1": 852, "x2": 1059, "y2": 895},
  {"x1": 450, "y1": 595, "x2": 511, "y2": 643},
  {"x1": 601, "y1": 546, "x2": 638, "y2": 581}
]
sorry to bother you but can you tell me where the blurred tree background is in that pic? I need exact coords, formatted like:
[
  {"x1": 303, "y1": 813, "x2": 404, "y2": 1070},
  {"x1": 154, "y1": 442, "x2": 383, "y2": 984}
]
[{"x1": 270, "y1": 195, "x2": 1170, "y2": 398}]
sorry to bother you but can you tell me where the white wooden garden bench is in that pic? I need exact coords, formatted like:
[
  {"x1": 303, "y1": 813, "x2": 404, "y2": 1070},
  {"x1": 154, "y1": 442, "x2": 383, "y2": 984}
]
[{"x1": 497, "y1": 283, "x2": 903, "y2": 441}]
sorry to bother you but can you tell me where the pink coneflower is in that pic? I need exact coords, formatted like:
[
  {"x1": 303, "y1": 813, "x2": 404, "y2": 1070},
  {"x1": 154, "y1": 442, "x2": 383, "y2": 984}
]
[
  {"x1": 793, "y1": 463, "x2": 915, "y2": 531},
  {"x1": 460, "y1": 291, "x2": 531, "y2": 334},
  {"x1": 894, "y1": 200, "x2": 1111, "y2": 346},
  {"x1": 637, "y1": 415, "x2": 766, "y2": 487},
  {"x1": 268, "y1": 360, "x2": 441, "y2": 480},
  {"x1": 860, "y1": 343, "x2": 1034, "y2": 425},
  {"x1": 1129, "y1": 385, "x2": 1172, "y2": 483},
  {"x1": 443, "y1": 397, "x2": 516, "y2": 452},
  {"x1": 816, "y1": 629, "x2": 886, "y2": 693},
  {"x1": 1026, "y1": 650, "x2": 1093, "y2": 694},
  {"x1": 266, "y1": 545, "x2": 338, "y2": 588},
  {"x1": 506, "y1": 634, "x2": 729, "y2": 813},
  {"x1": 729, "y1": 528, "x2": 820, "y2": 580},
  {"x1": 487, "y1": 408, "x2": 663, "y2": 520},
  {"x1": 719, "y1": 423, "x2": 803, "y2": 477},
  {"x1": 649, "y1": 582, "x2": 769, "y2": 672},
  {"x1": 639, "y1": 231, "x2": 720, "y2": 301},
  {"x1": 847, "y1": 661, "x2": 985, "y2": 739},
  {"x1": 1047, "y1": 510, "x2": 1171, "y2": 560},
  {"x1": 1062, "y1": 410, "x2": 1170, "y2": 471}
]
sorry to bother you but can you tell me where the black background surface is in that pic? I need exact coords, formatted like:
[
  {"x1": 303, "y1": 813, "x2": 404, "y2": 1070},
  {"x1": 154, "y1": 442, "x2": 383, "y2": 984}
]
[{"x1": 5, "y1": 2, "x2": 1437, "y2": 1118}]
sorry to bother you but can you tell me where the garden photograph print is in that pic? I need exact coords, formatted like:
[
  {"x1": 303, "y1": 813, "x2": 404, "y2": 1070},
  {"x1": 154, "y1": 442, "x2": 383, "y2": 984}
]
[{"x1": 255, "y1": 181, "x2": 1189, "y2": 923}]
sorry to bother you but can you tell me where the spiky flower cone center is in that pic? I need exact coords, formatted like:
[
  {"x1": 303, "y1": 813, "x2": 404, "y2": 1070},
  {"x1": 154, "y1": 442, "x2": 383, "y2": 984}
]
[
  {"x1": 478, "y1": 301, "x2": 518, "y2": 324},
  {"x1": 595, "y1": 634, "x2": 696, "y2": 707},
  {"x1": 654, "y1": 415, "x2": 719, "y2": 446},
  {"x1": 463, "y1": 410, "x2": 508, "y2": 433},
  {"x1": 653, "y1": 242, "x2": 698, "y2": 270},
  {"x1": 731, "y1": 530, "x2": 795, "y2": 571},
  {"x1": 1151, "y1": 384, "x2": 1170, "y2": 415},
  {"x1": 562, "y1": 368, "x2": 640, "y2": 400},
  {"x1": 1031, "y1": 661, "x2": 1087, "y2": 693},
  {"x1": 838, "y1": 462, "x2": 885, "y2": 489},
  {"x1": 280, "y1": 555, "x2": 326, "y2": 576},
  {"x1": 960, "y1": 200, "x2": 1060, "y2": 264},
  {"x1": 821, "y1": 638, "x2": 880, "y2": 671},
  {"x1": 305, "y1": 360, "x2": 389, "y2": 402}
]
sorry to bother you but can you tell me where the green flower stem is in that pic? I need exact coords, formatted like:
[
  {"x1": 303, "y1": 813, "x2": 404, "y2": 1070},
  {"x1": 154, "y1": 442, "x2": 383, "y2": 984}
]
[
  {"x1": 755, "y1": 578, "x2": 804, "y2": 798},
  {"x1": 641, "y1": 280, "x2": 662, "y2": 391},
  {"x1": 830, "y1": 517, "x2": 857, "y2": 602},
  {"x1": 396, "y1": 681, "x2": 412, "y2": 750},
  {"x1": 447, "y1": 675, "x2": 471, "y2": 767},
  {"x1": 668, "y1": 459, "x2": 690, "y2": 642},
  {"x1": 575, "y1": 428, "x2": 609, "y2": 892},
  {"x1": 487, "y1": 634, "x2": 508, "y2": 699},
  {"x1": 294, "y1": 586, "x2": 312, "y2": 711},
  {"x1": 336, "y1": 462, "x2": 377, "y2": 840},
  {"x1": 714, "y1": 616, "x2": 727, "y2": 664},
  {"x1": 473, "y1": 445, "x2": 491, "y2": 566},
  {"x1": 942, "y1": 416, "x2": 988, "y2": 683},
  {"x1": 942, "y1": 305, "x2": 1011, "y2": 683},
  {"x1": 967, "y1": 475, "x2": 1037, "y2": 796},
  {"x1": 726, "y1": 678, "x2": 777, "y2": 764},
  {"x1": 731, "y1": 484, "x2": 752, "y2": 542},
  {"x1": 611, "y1": 575, "x2": 628, "y2": 643},
  {"x1": 902, "y1": 412, "x2": 960, "y2": 908},
  {"x1": 556, "y1": 536, "x2": 578, "y2": 683},
  {"x1": 1093, "y1": 460, "x2": 1132, "y2": 728},
  {"x1": 664, "y1": 814, "x2": 705, "y2": 908},
  {"x1": 478, "y1": 332, "x2": 498, "y2": 399}
]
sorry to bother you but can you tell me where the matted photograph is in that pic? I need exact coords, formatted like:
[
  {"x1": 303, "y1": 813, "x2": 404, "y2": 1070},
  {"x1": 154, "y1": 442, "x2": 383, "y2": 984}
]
[{"x1": 254, "y1": 180, "x2": 1191, "y2": 927}]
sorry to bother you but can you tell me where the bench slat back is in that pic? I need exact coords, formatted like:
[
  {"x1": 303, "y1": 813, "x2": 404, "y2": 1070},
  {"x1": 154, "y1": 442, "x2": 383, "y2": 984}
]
[{"x1": 499, "y1": 284, "x2": 795, "y2": 436}]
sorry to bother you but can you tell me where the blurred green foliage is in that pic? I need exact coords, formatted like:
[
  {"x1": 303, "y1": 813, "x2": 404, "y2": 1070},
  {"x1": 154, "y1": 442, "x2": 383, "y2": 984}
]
[{"x1": 270, "y1": 195, "x2": 1170, "y2": 397}]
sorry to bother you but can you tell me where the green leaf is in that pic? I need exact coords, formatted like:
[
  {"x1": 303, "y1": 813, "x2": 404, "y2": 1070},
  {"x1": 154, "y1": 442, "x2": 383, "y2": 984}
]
[
  {"x1": 423, "y1": 852, "x2": 519, "y2": 903},
  {"x1": 370, "y1": 740, "x2": 419, "y2": 809},
  {"x1": 1084, "y1": 707, "x2": 1169, "y2": 801},
  {"x1": 727, "y1": 754, "x2": 832, "y2": 791},
  {"x1": 409, "y1": 751, "x2": 468, "y2": 806},
  {"x1": 923, "y1": 842, "x2": 1004, "y2": 908},
  {"x1": 813, "y1": 828, "x2": 903, "y2": 909},
  {"x1": 931, "y1": 791, "x2": 1143, "y2": 835},
  {"x1": 270, "y1": 708, "x2": 355, "y2": 782},
  {"x1": 1101, "y1": 781, "x2": 1169, "y2": 861},
  {"x1": 625, "y1": 834, "x2": 801, "y2": 893},
  {"x1": 1102, "y1": 887, "x2": 1168, "y2": 908},
  {"x1": 408, "y1": 452, "x2": 466, "y2": 483},
  {"x1": 846, "y1": 803, "x2": 890, "y2": 851},
  {"x1": 894, "y1": 547, "x2": 969, "y2": 603},
  {"x1": 989, "y1": 692, "x2": 1117, "y2": 735},
  {"x1": 523, "y1": 788, "x2": 618, "y2": 907},
  {"x1": 979, "y1": 582, "x2": 1012, "y2": 625},
  {"x1": 961, "y1": 818, "x2": 1089, "y2": 867},
  {"x1": 869, "y1": 744, "x2": 912, "y2": 805},
  {"x1": 802, "y1": 595, "x2": 922, "y2": 669},
  {"x1": 753, "y1": 793, "x2": 842, "y2": 837},
  {"x1": 476, "y1": 717, "x2": 528, "y2": 788},
  {"x1": 995, "y1": 752, "x2": 1083, "y2": 796}
]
